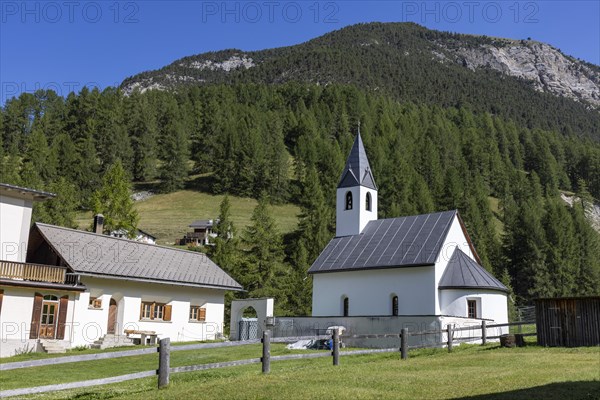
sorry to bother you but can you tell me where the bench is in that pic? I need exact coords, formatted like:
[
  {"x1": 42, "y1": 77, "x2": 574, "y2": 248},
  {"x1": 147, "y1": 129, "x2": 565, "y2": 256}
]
[{"x1": 124, "y1": 329, "x2": 158, "y2": 345}]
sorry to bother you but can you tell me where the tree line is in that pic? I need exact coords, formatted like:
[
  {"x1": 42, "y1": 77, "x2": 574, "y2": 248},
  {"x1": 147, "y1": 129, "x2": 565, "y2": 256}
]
[{"x1": 1, "y1": 83, "x2": 599, "y2": 315}]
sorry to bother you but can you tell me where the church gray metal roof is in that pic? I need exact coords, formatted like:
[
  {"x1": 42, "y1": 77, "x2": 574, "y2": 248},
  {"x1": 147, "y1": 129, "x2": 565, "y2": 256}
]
[
  {"x1": 309, "y1": 210, "x2": 457, "y2": 273},
  {"x1": 338, "y1": 131, "x2": 377, "y2": 190},
  {"x1": 438, "y1": 248, "x2": 508, "y2": 292},
  {"x1": 32, "y1": 223, "x2": 242, "y2": 290}
]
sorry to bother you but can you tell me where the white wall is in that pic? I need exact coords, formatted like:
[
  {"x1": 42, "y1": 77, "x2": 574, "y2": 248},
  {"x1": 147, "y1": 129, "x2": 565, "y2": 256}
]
[
  {"x1": 70, "y1": 277, "x2": 227, "y2": 346},
  {"x1": 335, "y1": 186, "x2": 377, "y2": 237},
  {"x1": 0, "y1": 277, "x2": 228, "y2": 355},
  {"x1": 433, "y1": 215, "x2": 473, "y2": 315},
  {"x1": 0, "y1": 195, "x2": 33, "y2": 262},
  {"x1": 312, "y1": 266, "x2": 436, "y2": 316},
  {"x1": 0, "y1": 286, "x2": 76, "y2": 357},
  {"x1": 439, "y1": 289, "x2": 508, "y2": 324}
]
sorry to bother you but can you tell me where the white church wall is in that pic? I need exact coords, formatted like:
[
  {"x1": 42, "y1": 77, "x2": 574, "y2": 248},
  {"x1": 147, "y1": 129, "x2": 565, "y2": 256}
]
[
  {"x1": 312, "y1": 266, "x2": 436, "y2": 317},
  {"x1": 439, "y1": 289, "x2": 508, "y2": 328},
  {"x1": 433, "y1": 215, "x2": 474, "y2": 314},
  {"x1": 335, "y1": 186, "x2": 377, "y2": 237}
]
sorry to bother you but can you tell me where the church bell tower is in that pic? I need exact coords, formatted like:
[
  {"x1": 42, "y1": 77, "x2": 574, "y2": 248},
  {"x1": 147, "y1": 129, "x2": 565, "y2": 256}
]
[{"x1": 336, "y1": 129, "x2": 378, "y2": 237}]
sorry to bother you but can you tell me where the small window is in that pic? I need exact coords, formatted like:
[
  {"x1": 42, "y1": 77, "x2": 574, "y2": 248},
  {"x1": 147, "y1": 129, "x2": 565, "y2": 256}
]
[
  {"x1": 467, "y1": 299, "x2": 477, "y2": 319},
  {"x1": 189, "y1": 306, "x2": 207, "y2": 322},
  {"x1": 89, "y1": 297, "x2": 102, "y2": 309},
  {"x1": 392, "y1": 296, "x2": 399, "y2": 316},
  {"x1": 345, "y1": 191, "x2": 353, "y2": 210},
  {"x1": 366, "y1": 192, "x2": 372, "y2": 211},
  {"x1": 154, "y1": 304, "x2": 164, "y2": 320},
  {"x1": 140, "y1": 301, "x2": 171, "y2": 321},
  {"x1": 343, "y1": 297, "x2": 349, "y2": 317}
]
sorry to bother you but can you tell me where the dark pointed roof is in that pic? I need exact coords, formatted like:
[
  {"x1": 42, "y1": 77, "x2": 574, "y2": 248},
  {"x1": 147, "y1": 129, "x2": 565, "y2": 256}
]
[
  {"x1": 438, "y1": 248, "x2": 508, "y2": 292},
  {"x1": 338, "y1": 131, "x2": 377, "y2": 190},
  {"x1": 309, "y1": 210, "x2": 457, "y2": 273}
]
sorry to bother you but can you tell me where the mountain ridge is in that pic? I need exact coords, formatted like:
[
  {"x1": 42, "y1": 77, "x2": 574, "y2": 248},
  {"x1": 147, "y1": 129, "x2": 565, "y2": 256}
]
[{"x1": 121, "y1": 22, "x2": 599, "y2": 107}]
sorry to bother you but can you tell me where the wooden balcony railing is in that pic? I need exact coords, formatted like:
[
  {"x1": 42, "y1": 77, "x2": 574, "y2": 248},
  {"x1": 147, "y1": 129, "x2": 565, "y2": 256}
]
[{"x1": 0, "y1": 260, "x2": 68, "y2": 284}]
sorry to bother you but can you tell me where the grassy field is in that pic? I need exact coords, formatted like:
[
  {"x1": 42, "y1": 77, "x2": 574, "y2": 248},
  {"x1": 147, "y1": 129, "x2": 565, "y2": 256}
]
[
  {"x1": 76, "y1": 190, "x2": 300, "y2": 245},
  {"x1": 2, "y1": 343, "x2": 598, "y2": 399}
]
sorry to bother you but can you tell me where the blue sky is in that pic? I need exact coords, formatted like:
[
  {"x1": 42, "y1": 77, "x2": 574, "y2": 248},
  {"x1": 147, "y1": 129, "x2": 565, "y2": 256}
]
[{"x1": 1, "y1": 1, "x2": 598, "y2": 103}]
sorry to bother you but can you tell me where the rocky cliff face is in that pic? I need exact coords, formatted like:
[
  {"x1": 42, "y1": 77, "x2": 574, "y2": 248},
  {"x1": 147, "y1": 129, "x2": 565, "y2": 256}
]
[{"x1": 440, "y1": 40, "x2": 599, "y2": 107}]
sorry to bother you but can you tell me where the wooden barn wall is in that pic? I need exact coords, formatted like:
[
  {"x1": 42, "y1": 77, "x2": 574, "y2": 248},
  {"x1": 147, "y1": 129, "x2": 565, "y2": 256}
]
[{"x1": 535, "y1": 297, "x2": 600, "y2": 347}]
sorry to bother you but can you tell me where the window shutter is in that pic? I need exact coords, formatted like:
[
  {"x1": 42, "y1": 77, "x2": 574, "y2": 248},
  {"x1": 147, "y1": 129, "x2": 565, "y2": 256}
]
[
  {"x1": 163, "y1": 305, "x2": 172, "y2": 322},
  {"x1": 56, "y1": 295, "x2": 69, "y2": 340},
  {"x1": 150, "y1": 303, "x2": 155, "y2": 320},
  {"x1": 0, "y1": 290, "x2": 4, "y2": 315},
  {"x1": 199, "y1": 307, "x2": 206, "y2": 321},
  {"x1": 139, "y1": 302, "x2": 144, "y2": 320},
  {"x1": 30, "y1": 293, "x2": 43, "y2": 339}
]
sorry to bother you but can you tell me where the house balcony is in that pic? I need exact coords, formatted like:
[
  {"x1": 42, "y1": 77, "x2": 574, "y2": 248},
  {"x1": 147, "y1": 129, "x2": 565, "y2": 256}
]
[{"x1": 0, "y1": 260, "x2": 84, "y2": 290}]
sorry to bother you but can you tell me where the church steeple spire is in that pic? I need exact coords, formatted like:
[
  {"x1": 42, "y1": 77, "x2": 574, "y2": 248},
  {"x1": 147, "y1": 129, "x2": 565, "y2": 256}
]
[
  {"x1": 335, "y1": 127, "x2": 378, "y2": 237},
  {"x1": 337, "y1": 128, "x2": 377, "y2": 190}
]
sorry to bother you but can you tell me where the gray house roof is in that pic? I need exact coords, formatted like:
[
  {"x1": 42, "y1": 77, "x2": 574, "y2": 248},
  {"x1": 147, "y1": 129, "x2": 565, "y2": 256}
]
[
  {"x1": 338, "y1": 131, "x2": 377, "y2": 190},
  {"x1": 32, "y1": 223, "x2": 242, "y2": 290},
  {"x1": 309, "y1": 210, "x2": 457, "y2": 274},
  {"x1": 439, "y1": 248, "x2": 508, "y2": 292},
  {"x1": 189, "y1": 220, "x2": 215, "y2": 228}
]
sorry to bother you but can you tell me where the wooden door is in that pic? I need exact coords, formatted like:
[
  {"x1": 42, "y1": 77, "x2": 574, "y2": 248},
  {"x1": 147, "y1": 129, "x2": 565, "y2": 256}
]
[
  {"x1": 39, "y1": 301, "x2": 58, "y2": 339},
  {"x1": 107, "y1": 299, "x2": 117, "y2": 334}
]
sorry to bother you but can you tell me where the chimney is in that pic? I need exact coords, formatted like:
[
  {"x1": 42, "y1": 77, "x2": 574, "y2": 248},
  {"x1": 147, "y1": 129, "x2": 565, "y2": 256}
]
[{"x1": 93, "y1": 214, "x2": 104, "y2": 234}]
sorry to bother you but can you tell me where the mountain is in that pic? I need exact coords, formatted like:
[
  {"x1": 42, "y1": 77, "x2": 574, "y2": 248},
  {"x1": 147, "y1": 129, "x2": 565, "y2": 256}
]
[{"x1": 121, "y1": 22, "x2": 600, "y2": 139}]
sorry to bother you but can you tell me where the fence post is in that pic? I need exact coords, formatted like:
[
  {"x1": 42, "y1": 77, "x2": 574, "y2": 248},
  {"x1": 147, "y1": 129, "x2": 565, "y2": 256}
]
[
  {"x1": 332, "y1": 329, "x2": 340, "y2": 366},
  {"x1": 262, "y1": 330, "x2": 271, "y2": 374},
  {"x1": 447, "y1": 325, "x2": 453, "y2": 352},
  {"x1": 400, "y1": 328, "x2": 408, "y2": 360},
  {"x1": 157, "y1": 338, "x2": 170, "y2": 389},
  {"x1": 481, "y1": 321, "x2": 487, "y2": 345}
]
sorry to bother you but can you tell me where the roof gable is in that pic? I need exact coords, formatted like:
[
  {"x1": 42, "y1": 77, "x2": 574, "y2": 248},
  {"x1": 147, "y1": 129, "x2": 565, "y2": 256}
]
[
  {"x1": 309, "y1": 210, "x2": 457, "y2": 273},
  {"x1": 439, "y1": 248, "x2": 508, "y2": 292},
  {"x1": 32, "y1": 223, "x2": 242, "y2": 290},
  {"x1": 337, "y1": 131, "x2": 377, "y2": 190}
]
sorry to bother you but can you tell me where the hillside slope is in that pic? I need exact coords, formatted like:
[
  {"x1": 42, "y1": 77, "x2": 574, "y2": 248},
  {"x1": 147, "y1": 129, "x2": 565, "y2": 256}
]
[{"x1": 121, "y1": 22, "x2": 600, "y2": 139}]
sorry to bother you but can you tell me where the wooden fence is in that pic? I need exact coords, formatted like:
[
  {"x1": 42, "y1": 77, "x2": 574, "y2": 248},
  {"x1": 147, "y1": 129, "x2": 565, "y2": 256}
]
[{"x1": 0, "y1": 321, "x2": 535, "y2": 398}]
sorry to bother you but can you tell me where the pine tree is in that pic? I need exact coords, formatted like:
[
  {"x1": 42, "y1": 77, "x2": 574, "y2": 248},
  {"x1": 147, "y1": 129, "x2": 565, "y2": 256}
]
[
  {"x1": 158, "y1": 97, "x2": 189, "y2": 192},
  {"x1": 542, "y1": 197, "x2": 579, "y2": 296},
  {"x1": 296, "y1": 167, "x2": 333, "y2": 262},
  {"x1": 38, "y1": 178, "x2": 78, "y2": 228},
  {"x1": 240, "y1": 193, "x2": 284, "y2": 294},
  {"x1": 210, "y1": 194, "x2": 239, "y2": 272},
  {"x1": 126, "y1": 93, "x2": 158, "y2": 181},
  {"x1": 91, "y1": 160, "x2": 139, "y2": 236}
]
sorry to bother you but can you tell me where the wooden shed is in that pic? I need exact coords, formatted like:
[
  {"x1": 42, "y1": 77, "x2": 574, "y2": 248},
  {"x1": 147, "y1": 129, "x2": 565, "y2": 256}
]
[{"x1": 535, "y1": 297, "x2": 600, "y2": 347}]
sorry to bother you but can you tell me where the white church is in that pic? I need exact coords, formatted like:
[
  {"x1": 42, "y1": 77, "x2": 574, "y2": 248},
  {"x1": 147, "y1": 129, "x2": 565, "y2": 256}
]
[{"x1": 308, "y1": 132, "x2": 508, "y2": 325}]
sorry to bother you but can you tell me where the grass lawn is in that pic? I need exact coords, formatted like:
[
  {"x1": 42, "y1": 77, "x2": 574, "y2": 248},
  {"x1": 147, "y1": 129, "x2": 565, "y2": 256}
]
[
  {"x1": 3, "y1": 343, "x2": 599, "y2": 399},
  {"x1": 76, "y1": 190, "x2": 300, "y2": 244}
]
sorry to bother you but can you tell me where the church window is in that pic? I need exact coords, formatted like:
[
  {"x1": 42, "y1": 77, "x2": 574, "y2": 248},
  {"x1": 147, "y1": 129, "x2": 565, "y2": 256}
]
[
  {"x1": 467, "y1": 299, "x2": 478, "y2": 318},
  {"x1": 392, "y1": 296, "x2": 399, "y2": 316},
  {"x1": 366, "y1": 192, "x2": 372, "y2": 211},
  {"x1": 345, "y1": 191, "x2": 353, "y2": 210},
  {"x1": 343, "y1": 297, "x2": 349, "y2": 316}
]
